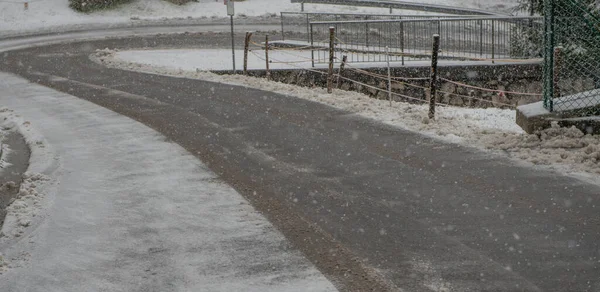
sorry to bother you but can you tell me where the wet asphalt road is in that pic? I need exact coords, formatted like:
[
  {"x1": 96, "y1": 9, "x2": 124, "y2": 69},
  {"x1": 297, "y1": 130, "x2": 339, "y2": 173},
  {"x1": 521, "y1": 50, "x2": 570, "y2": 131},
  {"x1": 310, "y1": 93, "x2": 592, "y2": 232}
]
[
  {"x1": 0, "y1": 132, "x2": 30, "y2": 227},
  {"x1": 2, "y1": 32, "x2": 600, "y2": 291}
]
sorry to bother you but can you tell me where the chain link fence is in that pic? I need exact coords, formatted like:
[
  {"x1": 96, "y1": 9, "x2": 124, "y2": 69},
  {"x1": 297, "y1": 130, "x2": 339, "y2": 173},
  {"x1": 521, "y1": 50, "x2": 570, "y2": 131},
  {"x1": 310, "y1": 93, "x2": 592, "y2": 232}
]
[{"x1": 543, "y1": 0, "x2": 600, "y2": 115}]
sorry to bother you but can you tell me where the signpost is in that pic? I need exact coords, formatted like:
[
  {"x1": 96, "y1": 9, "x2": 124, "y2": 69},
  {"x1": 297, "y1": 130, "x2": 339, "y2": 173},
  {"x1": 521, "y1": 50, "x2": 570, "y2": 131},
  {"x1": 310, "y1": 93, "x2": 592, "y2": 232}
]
[{"x1": 225, "y1": 0, "x2": 236, "y2": 73}]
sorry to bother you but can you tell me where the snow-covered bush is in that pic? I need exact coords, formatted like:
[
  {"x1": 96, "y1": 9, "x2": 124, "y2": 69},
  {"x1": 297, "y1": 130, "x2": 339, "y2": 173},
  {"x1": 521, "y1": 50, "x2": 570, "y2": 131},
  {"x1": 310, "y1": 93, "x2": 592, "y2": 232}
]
[
  {"x1": 69, "y1": 0, "x2": 133, "y2": 12},
  {"x1": 163, "y1": 0, "x2": 198, "y2": 4}
]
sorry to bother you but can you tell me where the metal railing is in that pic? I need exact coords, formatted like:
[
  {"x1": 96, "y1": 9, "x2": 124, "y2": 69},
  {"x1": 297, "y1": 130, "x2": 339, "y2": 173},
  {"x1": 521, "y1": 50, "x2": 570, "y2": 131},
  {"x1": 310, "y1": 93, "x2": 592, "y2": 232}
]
[
  {"x1": 280, "y1": 12, "x2": 464, "y2": 41},
  {"x1": 308, "y1": 17, "x2": 543, "y2": 65}
]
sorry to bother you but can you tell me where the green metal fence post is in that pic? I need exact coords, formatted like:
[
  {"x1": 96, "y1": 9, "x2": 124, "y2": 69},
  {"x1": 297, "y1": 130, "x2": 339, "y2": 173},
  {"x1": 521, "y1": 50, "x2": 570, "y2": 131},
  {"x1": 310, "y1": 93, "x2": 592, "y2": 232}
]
[{"x1": 543, "y1": 0, "x2": 555, "y2": 112}]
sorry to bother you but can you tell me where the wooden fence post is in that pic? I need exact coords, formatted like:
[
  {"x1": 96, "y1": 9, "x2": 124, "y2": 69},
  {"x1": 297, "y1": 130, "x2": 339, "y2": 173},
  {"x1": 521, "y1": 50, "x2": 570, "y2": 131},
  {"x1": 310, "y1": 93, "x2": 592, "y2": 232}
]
[
  {"x1": 265, "y1": 34, "x2": 271, "y2": 80},
  {"x1": 243, "y1": 32, "x2": 253, "y2": 75},
  {"x1": 429, "y1": 34, "x2": 440, "y2": 120},
  {"x1": 386, "y1": 46, "x2": 392, "y2": 106},
  {"x1": 337, "y1": 55, "x2": 347, "y2": 89},
  {"x1": 327, "y1": 27, "x2": 335, "y2": 94}
]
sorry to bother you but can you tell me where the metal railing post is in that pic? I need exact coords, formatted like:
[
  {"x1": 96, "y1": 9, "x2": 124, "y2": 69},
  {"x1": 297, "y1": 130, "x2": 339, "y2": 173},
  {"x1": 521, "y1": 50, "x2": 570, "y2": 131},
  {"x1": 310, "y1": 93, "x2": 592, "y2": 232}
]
[
  {"x1": 479, "y1": 20, "x2": 483, "y2": 57},
  {"x1": 280, "y1": 12, "x2": 285, "y2": 40},
  {"x1": 491, "y1": 19, "x2": 495, "y2": 63},
  {"x1": 365, "y1": 22, "x2": 370, "y2": 47},
  {"x1": 386, "y1": 46, "x2": 392, "y2": 106},
  {"x1": 310, "y1": 23, "x2": 315, "y2": 68},
  {"x1": 400, "y1": 21, "x2": 405, "y2": 65},
  {"x1": 306, "y1": 14, "x2": 311, "y2": 43}
]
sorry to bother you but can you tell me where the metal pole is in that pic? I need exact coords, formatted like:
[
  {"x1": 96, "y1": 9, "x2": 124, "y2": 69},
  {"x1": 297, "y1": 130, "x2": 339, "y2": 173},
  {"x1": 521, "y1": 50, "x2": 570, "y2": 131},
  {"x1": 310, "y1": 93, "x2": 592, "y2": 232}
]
[
  {"x1": 265, "y1": 35, "x2": 271, "y2": 80},
  {"x1": 491, "y1": 19, "x2": 495, "y2": 63},
  {"x1": 386, "y1": 46, "x2": 392, "y2": 106},
  {"x1": 281, "y1": 12, "x2": 285, "y2": 40},
  {"x1": 479, "y1": 20, "x2": 483, "y2": 57},
  {"x1": 306, "y1": 14, "x2": 310, "y2": 43},
  {"x1": 243, "y1": 32, "x2": 252, "y2": 75},
  {"x1": 365, "y1": 22, "x2": 370, "y2": 47},
  {"x1": 327, "y1": 27, "x2": 335, "y2": 94},
  {"x1": 429, "y1": 34, "x2": 440, "y2": 120},
  {"x1": 230, "y1": 15, "x2": 236, "y2": 73},
  {"x1": 543, "y1": 0, "x2": 555, "y2": 112},
  {"x1": 310, "y1": 23, "x2": 315, "y2": 68}
]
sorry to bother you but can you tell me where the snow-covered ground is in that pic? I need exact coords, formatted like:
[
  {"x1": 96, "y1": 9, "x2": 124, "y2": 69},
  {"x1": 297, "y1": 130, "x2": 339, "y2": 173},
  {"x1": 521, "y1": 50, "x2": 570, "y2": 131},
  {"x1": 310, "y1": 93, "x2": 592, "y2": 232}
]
[
  {"x1": 0, "y1": 132, "x2": 7, "y2": 170},
  {"x1": 93, "y1": 49, "x2": 600, "y2": 183},
  {"x1": 0, "y1": 0, "x2": 520, "y2": 36},
  {"x1": 110, "y1": 48, "x2": 527, "y2": 71},
  {"x1": 0, "y1": 72, "x2": 337, "y2": 291}
]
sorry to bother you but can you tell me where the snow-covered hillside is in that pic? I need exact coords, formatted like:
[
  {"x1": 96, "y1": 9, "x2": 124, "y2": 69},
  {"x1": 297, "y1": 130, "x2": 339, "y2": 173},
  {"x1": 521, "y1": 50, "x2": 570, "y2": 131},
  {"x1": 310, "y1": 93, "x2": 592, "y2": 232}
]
[{"x1": 0, "y1": 0, "x2": 520, "y2": 36}]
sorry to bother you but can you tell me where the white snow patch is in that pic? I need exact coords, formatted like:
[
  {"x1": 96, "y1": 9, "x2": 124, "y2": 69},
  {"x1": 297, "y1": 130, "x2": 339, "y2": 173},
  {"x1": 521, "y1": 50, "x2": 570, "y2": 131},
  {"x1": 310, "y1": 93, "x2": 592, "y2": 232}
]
[
  {"x1": 0, "y1": 107, "x2": 58, "y2": 243},
  {"x1": 110, "y1": 48, "x2": 526, "y2": 72},
  {"x1": 93, "y1": 49, "x2": 600, "y2": 182},
  {"x1": 0, "y1": 107, "x2": 57, "y2": 175},
  {"x1": 0, "y1": 140, "x2": 10, "y2": 170},
  {"x1": 410, "y1": 259, "x2": 452, "y2": 292},
  {"x1": 0, "y1": 0, "x2": 519, "y2": 36},
  {"x1": 1, "y1": 173, "x2": 50, "y2": 239},
  {"x1": 0, "y1": 252, "x2": 7, "y2": 274},
  {"x1": 0, "y1": 72, "x2": 336, "y2": 291}
]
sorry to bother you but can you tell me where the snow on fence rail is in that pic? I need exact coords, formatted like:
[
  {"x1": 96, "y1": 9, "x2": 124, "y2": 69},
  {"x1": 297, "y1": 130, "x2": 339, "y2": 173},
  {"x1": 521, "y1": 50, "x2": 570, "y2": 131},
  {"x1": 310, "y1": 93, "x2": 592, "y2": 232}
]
[
  {"x1": 289, "y1": 0, "x2": 502, "y2": 16},
  {"x1": 280, "y1": 12, "x2": 466, "y2": 42}
]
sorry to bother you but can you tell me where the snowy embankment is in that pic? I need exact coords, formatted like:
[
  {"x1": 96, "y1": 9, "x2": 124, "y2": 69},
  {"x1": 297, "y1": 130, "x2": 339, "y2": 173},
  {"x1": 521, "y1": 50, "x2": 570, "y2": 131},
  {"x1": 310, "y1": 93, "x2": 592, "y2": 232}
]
[
  {"x1": 93, "y1": 49, "x2": 600, "y2": 183},
  {"x1": 0, "y1": 131, "x2": 6, "y2": 170},
  {"x1": 112, "y1": 48, "x2": 518, "y2": 71},
  {"x1": 0, "y1": 108, "x2": 55, "y2": 241},
  {"x1": 0, "y1": 0, "x2": 519, "y2": 36},
  {"x1": 0, "y1": 73, "x2": 336, "y2": 291}
]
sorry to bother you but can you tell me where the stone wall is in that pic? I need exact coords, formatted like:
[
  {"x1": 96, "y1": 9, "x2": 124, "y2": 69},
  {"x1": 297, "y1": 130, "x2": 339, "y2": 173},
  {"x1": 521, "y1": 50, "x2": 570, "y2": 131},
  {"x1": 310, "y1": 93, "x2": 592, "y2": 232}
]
[{"x1": 218, "y1": 63, "x2": 549, "y2": 109}]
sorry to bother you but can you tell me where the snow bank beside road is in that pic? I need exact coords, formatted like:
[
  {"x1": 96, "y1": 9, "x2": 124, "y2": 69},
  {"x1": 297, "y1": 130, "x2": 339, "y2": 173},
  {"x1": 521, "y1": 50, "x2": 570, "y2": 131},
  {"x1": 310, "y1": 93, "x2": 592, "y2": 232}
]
[
  {"x1": 0, "y1": 107, "x2": 57, "y2": 242},
  {"x1": 93, "y1": 49, "x2": 600, "y2": 182},
  {"x1": 0, "y1": 72, "x2": 337, "y2": 291},
  {"x1": 0, "y1": 0, "x2": 518, "y2": 36}
]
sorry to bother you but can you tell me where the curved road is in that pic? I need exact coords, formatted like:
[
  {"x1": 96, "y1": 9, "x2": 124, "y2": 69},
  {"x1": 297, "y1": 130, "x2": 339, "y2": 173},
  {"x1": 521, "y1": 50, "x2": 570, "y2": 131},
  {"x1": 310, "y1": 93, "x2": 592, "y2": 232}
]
[{"x1": 1, "y1": 27, "x2": 600, "y2": 291}]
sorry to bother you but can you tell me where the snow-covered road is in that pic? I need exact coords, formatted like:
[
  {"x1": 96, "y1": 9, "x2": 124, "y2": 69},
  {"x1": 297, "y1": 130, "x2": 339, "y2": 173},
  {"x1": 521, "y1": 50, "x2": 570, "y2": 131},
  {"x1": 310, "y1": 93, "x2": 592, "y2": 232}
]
[
  {"x1": 94, "y1": 47, "x2": 600, "y2": 182},
  {"x1": 0, "y1": 73, "x2": 336, "y2": 292}
]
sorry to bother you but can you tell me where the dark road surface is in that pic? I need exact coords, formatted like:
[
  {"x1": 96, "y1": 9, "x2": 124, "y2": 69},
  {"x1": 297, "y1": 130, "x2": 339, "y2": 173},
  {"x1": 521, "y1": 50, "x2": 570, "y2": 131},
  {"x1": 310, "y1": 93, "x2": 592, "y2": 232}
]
[
  {"x1": 2, "y1": 32, "x2": 600, "y2": 291},
  {"x1": 0, "y1": 132, "x2": 30, "y2": 227}
]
